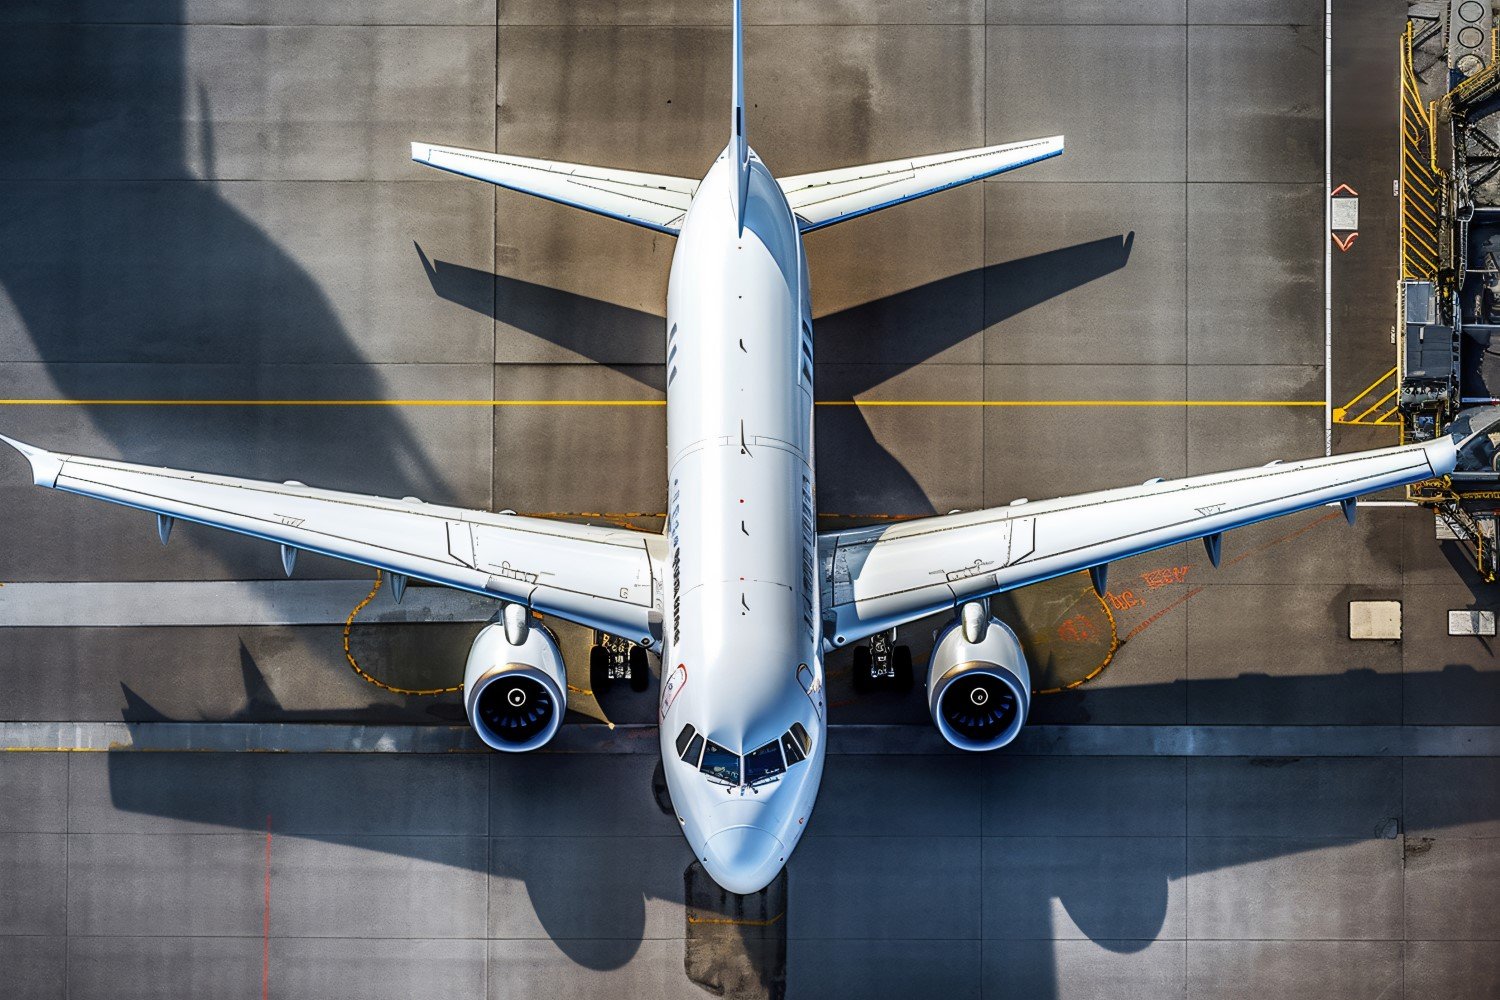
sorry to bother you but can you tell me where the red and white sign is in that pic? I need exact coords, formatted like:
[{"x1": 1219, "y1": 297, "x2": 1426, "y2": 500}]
[{"x1": 1331, "y1": 183, "x2": 1358, "y2": 252}]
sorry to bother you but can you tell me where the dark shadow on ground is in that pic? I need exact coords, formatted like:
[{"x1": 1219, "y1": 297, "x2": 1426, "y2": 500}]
[
  {"x1": 418, "y1": 233, "x2": 1135, "y2": 513},
  {"x1": 0, "y1": 8, "x2": 452, "y2": 525},
  {"x1": 105, "y1": 665, "x2": 1500, "y2": 986}
]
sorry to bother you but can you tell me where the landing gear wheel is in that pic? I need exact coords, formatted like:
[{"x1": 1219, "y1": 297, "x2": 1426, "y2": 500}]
[
  {"x1": 851, "y1": 646, "x2": 872, "y2": 694},
  {"x1": 589, "y1": 645, "x2": 610, "y2": 695},
  {"x1": 628, "y1": 645, "x2": 651, "y2": 692},
  {"x1": 893, "y1": 644, "x2": 913, "y2": 690}
]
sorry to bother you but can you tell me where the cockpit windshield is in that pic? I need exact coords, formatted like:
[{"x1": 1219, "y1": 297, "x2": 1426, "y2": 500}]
[
  {"x1": 699, "y1": 740, "x2": 741, "y2": 784},
  {"x1": 675, "y1": 723, "x2": 813, "y2": 788},
  {"x1": 744, "y1": 740, "x2": 785, "y2": 785}
]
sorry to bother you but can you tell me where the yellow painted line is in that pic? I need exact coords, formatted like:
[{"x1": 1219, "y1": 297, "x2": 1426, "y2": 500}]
[
  {"x1": 1351, "y1": 387, "x2": 1399, "y2": 425},
  {"x1": 1404, "y1": 224, "x2": 1440, "y2": 258},
  {"x1": 1404, "y1": 246, "x2": 1438, "y2": 273},
  {"x1": 1404, "y1": 195, "x2": 1437, "y2": 226},
  {"x1": 1404, "y1": 254, "x2": 1437, "y2": 278},
  {"x1": 1404, "y1": 177, "x2": 1437, "y2": 209},
  {"x1": 1343, "y1": 366, "x2": 1398, "y2": 408},
  {"x1": 0, "y1": 398, "x2": 1327, "y2": 409}
]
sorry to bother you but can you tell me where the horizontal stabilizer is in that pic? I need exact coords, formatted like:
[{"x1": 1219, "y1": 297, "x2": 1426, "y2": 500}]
[
  {"x1": 779, "y1": 135, "x2": 1063, "y2": 232},
  {"x1": 412, "y1": 142, "x2": 698, "y2": 235}
]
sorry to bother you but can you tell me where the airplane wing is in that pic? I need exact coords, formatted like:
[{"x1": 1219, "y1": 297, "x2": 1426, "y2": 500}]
[
  {"x1": 816, "y1": 433, "x2": 1462, "y2": 648},
  {"x1": 0, "y1": 436, "x2": 663, "y2": 644},
  {"x1": 412, "y1": 142, "x2": 697, "y2": 235},
  {"x1": 777, "y1": 135, "x2": 1063, "y2": 233}
]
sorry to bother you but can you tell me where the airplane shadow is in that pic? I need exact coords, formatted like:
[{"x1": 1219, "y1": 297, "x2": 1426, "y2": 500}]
[
  {"x1": 104, "y1": 664, "x2": 1500, "y2": 988},
  {"x1": 0, "y1": 8, "x2": 454, "y2": 541},
  {"x1": 417, "y1": 233, "x2": 1135, "y2": 514}
]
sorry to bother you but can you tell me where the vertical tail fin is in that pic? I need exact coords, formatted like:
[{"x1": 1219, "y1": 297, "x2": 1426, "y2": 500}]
[{"x1": 730, "y1": 0, "x2": 750, "y2": 232}]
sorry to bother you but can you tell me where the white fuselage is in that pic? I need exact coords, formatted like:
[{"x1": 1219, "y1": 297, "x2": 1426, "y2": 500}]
[{"x1": 657, "y1": 148, "x2": 827, "y2": 894}]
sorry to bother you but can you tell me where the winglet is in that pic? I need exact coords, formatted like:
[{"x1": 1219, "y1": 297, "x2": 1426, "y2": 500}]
[
  {"x1": 0, "y1": 434, "x2": 64, "y2": 488},
  {"x1": 729, "y1": 0, "x2": 750, "y2": 233}
]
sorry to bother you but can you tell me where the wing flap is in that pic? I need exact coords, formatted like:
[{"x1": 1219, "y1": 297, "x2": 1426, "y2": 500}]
[
  {"x1": 779, "y1": 135, "x2": 1063, "y2": 233},
  {"x1": 819, "y1": 436, "x2": 1458, "y2": 646},
  {"x1": 4, "y1": 439, "x2": 662, "y2": 642},
  {"x1": 412, "y1": 142, "x2": 697, "y2": 234}
]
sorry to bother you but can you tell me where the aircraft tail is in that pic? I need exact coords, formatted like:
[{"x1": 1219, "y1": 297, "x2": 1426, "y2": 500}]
[{"x1": 729, "y1": 0, "x2": 750, "y2": 233}]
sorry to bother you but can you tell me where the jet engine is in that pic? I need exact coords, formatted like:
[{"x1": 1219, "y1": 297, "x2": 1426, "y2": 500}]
[
  {"x1": 926, "y1": 604, "x2": 1031, "y2": 752},
  {"x1": 463, "y1": 605, "x2": 567, "y2": 752}
]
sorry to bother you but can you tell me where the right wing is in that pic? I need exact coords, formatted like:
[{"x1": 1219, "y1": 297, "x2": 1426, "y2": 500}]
[
  {"x1": 412, "y1": 142, "x2": 698, "y2": 235},
  {"x1": 778, "y1": 135, "x2": 1063, "y2": 233},
  {"x1": 818, "y1": 433, "x2": 1462, "y2": 648},
  {"x1": 1, "y1": 436, "x2": 663, "y2": 644}
]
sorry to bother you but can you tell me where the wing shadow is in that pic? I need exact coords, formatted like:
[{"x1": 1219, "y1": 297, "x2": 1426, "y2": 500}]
[{"x1": 419, "y1": 232, "x2": 1135, "y2": 513}]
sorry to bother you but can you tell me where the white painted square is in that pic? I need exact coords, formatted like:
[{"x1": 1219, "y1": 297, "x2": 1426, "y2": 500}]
[
  {"x1": 1449, "y1": 610, "x2": 1497, "y2": 636},
  {"x1": 1332, "y1": 196, "x2": 1359, "y2": 230},
  {"x1": 1349, "y1": 600, "x2": 1402, "y2": 640}
]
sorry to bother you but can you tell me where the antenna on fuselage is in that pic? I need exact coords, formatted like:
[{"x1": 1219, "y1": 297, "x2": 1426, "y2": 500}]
[{"x1": 729, "y1": 0, "x2": 750, "y2": 234}]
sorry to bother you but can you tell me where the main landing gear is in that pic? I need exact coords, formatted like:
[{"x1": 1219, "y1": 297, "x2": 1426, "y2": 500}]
[
  {"x1": 589, "y1": 631, "x2": 651, "y2": 694},
  {"x1": 851, "y1": 628, "x2": 913, "y2": 693}
]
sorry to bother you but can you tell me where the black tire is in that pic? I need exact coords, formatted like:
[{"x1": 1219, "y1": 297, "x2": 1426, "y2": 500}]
[
  {"x1": 893, "y1": 645, "x2": 914, "y2": 690},
  {"x1": 589, "y1": 645, "x2": 610, "y2": 695},
  {"x1": 628, "y1": 645, "x2": 650, "y2": 692},
  {"x1": 851, "y1": 646, "x2": 872, "y2": 694}
]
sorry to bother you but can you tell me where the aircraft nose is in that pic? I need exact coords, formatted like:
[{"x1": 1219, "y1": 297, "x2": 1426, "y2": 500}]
[{"x1": 701, "y1": 826, "x2": 785, "y2": 895}]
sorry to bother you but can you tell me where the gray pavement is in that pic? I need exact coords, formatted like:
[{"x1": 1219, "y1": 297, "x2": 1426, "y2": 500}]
[
  {"x1": 1, "y1": 749, "x2": 1498, "y2": 999},
  {"x1": 0, "y1": 0, "x2": 1498, "y2": 998}
]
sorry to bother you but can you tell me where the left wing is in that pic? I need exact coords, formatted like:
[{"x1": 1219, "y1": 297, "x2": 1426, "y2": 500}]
[
  {"x1": 818, "y1": 433, "x2": 1461, "y2": 648},
  {"x1": 0, "y1": 436, "x2": 663, "y2": 644},
  {"x1": 778, "y1": 135, "x2": 1063, "y2": 233}
]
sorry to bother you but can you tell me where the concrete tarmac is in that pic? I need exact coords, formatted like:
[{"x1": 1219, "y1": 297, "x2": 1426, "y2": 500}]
[{"x1": 1, "y1": 1, "x2": 1498, "y2": 998}]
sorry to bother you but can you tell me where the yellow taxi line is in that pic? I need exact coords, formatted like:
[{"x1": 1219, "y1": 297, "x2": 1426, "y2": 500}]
[{"x1": 0, "y1": 398, "x2": 1327, "y2": 408}]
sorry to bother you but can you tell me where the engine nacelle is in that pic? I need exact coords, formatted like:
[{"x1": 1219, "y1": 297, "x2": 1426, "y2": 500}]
[
  {"x1": 463, "y1": 619, "x2": 567, "y2": 752},
  {"x1": 926, "y1": 615, "x2": 1031, "y2": 752}
]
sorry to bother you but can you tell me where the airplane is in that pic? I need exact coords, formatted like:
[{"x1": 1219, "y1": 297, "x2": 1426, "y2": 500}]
[{"x1": 0, "y1": 0, "x2": 1477, "y2": 895}]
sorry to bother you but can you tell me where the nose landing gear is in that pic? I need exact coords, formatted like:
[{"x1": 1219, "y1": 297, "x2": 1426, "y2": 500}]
[{"x1": 851, "y1": 628, "x2": 913, "y2": 693}]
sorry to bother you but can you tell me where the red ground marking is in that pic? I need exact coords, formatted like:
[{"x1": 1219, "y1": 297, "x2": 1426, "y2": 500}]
[
  {"x1": 1122, "y1": 510, "x2": 1342, "y2": 643},
  {"x1": 1221, "y1": 510, "x2": 1340, "y2": 569},
  {"x1": 1124, "y1": 588, "x2": 1205, "y2": 642},
  {"x1": 1056, "y1": 613, "x2": 1095, "y2": 643},
  {"x1": 1140, "y1": 565, "x2": 1190, "y2": 589}
]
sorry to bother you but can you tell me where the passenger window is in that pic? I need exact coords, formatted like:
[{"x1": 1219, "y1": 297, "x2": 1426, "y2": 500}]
[
  {"x1": 683, "y1": 733, "x2": 705, "y2": 766},
  {"x1": 780, "y1": 730, "x2": 806, "y2": 765},
  {"x1": 790, "y1": 722, "x2": 812, "y2": 754},
  {"x1": 744, "y1": 740, "x2": 786, "y2": 785},
  {"x1": 699, "y1": 740, "x2": 741, "y2": 784},
  {"x1": 675, "y1": 724, "x2": 697, "y2": 759}
]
